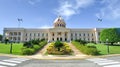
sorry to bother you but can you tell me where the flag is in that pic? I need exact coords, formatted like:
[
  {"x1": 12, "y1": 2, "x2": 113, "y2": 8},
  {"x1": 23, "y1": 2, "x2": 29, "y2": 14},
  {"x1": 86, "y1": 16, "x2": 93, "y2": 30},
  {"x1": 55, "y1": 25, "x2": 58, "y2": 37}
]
[
  {"x1": 98, "y1": 18, "x2": 102, "y2": 22},
  {"x1": 18, "y1": 18, "x2": 23, "y2": 22}
]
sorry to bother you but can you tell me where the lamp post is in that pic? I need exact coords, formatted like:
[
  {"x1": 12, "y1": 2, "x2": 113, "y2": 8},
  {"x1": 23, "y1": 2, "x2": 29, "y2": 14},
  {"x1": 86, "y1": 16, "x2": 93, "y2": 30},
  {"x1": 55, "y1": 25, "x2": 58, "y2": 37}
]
[
  {"x1": 106, "y1": 39, "x2": 109, "y2": 54},
  {"x1": 10, "y1": 40, "x2": 13, "y2": 54}
]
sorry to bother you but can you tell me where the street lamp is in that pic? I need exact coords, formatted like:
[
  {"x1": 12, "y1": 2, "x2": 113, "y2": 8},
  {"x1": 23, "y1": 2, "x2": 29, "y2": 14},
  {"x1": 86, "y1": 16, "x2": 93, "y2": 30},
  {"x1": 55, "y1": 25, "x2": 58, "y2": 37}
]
[
  {"x1": 106, "y1": 39, "x2": 109, "y2": 54},
  {"x1": 10, "y1": 40, "x2": 13, "y2": 54}
]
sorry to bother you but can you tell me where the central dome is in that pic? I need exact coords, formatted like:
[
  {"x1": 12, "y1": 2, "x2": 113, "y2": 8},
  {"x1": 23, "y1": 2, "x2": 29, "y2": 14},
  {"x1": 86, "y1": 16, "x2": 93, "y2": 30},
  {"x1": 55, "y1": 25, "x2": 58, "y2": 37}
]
[{"x1": 53, "y1": 16, "x2": 66, "y2": 28}]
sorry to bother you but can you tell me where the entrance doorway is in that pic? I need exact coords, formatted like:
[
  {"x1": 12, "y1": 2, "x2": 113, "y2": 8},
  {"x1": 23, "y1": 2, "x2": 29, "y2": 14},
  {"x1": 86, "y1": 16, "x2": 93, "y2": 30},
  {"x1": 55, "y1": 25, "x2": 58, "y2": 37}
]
[
  {"x1": 65, "y1": 38, "x2": 67, "y2": 41},
  {"x1": 60, "y1": 37, "x2": 62, "y2": 41}
]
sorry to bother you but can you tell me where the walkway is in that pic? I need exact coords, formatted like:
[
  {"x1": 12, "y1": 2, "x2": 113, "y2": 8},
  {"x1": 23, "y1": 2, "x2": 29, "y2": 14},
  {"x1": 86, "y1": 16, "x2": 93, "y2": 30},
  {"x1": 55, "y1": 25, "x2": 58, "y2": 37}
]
[
  {"x1": 68, "y1": 43, "x2": 87, "y2": 56},
  {"x1": 30, "y1": 42, "x2": 88, "y2": 59},
  {"x1": 31, "y1": 43, "x2": 51, "y2": 57}
]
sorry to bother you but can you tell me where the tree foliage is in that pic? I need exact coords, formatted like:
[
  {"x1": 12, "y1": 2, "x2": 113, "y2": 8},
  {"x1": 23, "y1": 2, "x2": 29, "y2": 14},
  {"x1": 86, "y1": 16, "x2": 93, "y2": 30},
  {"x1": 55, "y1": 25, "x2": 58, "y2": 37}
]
[
  {"x1": 100, "y1": 28, "x2": 120, "y2": 44},
  {"x1": 0, "y1": 34, "x2": 2, "y2": 41},
  {"x1": 54, "y1": 41, "x2": 63, "y2": 51}
]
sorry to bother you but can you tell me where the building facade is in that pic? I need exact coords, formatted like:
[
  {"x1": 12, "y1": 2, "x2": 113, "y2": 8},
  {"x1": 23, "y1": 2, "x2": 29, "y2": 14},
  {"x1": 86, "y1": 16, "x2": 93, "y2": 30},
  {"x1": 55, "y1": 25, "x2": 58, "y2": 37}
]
[{"x1": 3, "y1": 16, "x2": 102, "y2": 42}]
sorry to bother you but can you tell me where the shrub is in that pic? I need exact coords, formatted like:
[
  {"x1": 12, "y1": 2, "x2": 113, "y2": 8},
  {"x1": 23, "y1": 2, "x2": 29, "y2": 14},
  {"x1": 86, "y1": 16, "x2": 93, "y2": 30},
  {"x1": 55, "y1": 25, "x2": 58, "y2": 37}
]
[
  {"x1": 47, "y1": 42, "x2": 72, "y2": 55},
  {"x1": 47, "y1": 47, "x2": 53, "y2": 54},
  {"x1": 33, "y1": 45, "x2": 40, "y2": 51},
  {"x1": 87, "y1": 45, "x2": 96, "y2": 48},
  {"x1": 54, "y1": 41, "x2": 63, "y2": 51},
  {"x1": 65, "y1": 47, "x2": 71, "y2": 53},
  {"x1": 23, "y1": 42, "x2": 33, "y2": 48},
  {"x1": 72, "y1": 41, "x2": 99, "y2": 55},
  {"x1": 22, "y1": 48, "x2": 35, "y2": 55},
  {"x1": 30, "y1": 39, "x2": 40, "y2": 45}
]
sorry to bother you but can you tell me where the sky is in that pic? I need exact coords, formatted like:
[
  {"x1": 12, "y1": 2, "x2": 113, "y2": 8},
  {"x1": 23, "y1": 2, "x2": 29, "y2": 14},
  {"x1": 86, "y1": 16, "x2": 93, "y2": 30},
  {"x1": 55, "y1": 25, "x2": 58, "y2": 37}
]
[{"x1": 0, "y1": 0, "x2": 120, "y2": 34}]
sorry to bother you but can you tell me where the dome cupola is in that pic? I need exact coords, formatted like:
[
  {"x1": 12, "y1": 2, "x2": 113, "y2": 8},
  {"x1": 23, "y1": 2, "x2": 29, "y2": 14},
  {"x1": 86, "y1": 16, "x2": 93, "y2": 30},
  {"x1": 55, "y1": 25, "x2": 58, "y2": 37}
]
[{"x1": 53, "y1": 16, "x2": 66, "y2": 28}]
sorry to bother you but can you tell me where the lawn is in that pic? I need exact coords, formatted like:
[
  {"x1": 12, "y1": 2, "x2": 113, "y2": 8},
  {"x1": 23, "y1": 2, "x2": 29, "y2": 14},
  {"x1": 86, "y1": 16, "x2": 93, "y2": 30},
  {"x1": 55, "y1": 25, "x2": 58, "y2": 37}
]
[
  {"x1": 87, "y1": 43, "x2": 120, "y2": 55},
  {"x1": 0, "y1": 43, "x2": 23, "y2": 55}
]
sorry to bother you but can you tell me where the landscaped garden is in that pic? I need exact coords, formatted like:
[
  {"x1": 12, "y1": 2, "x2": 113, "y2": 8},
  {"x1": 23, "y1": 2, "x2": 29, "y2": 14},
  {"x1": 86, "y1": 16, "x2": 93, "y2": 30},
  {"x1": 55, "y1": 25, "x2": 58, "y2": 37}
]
[
  {"x1": 87, "y1": 43, "x2": 120, "y2": 55},
  {"x1": 72, "y1": 40, "x2": 120, "y2": 55},
  {"x1": 0, "y1": 39, "x2": 47, "y2": 55},
  {"x1": 47, "y1": 41, "x2": 72, "y2": 55},
  {"x1": 0, "y1": 43, "x2": 23, "y2": 55}
]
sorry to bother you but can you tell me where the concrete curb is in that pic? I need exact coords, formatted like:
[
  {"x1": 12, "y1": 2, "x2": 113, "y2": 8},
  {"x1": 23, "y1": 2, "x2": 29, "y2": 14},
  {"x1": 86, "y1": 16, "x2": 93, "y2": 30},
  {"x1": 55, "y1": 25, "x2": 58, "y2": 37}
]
[{"x1": 0, "y1": 53, "x2": 120, "y2": 60}]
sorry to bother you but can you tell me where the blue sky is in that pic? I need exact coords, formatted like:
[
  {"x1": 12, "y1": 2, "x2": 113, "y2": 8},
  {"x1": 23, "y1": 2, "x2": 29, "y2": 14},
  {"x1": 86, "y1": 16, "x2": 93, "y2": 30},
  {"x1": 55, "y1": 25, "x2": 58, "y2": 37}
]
[{"x1": 0, "y1": 0, "x2": 120, "y2": 34}]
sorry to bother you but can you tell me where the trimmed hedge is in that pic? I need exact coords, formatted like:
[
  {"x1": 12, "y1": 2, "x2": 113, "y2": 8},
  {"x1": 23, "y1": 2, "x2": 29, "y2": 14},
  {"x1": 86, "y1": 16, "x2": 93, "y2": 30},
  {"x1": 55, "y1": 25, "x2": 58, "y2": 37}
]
[
  {"x1": 22, "y1": 40, "x2": 47, "y2": 55},
  {"x1": 22, "y1": 48, "x2": 34, "y2": 55},
  {"x1": 47, "y1": 42, "x2": 72, "y2": 55},
  {"x1": 72, "y1": 41, "x2": 99, "y2": 55}
]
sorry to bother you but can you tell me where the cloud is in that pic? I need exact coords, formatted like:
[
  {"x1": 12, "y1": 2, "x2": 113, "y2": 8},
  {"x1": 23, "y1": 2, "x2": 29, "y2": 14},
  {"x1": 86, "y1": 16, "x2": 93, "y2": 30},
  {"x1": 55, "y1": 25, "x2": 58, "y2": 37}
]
[
  {"x1": 96, "y1": 0, "x2": 120, "y2": 19},
  {"x1": 55, "y1": 0, "x2": 95, "y2": 19},
  {"x1": 39, "y1": 25, "x2": 53, "y2": 29},
  {"x1": 28, "y1": 0, "x2": 41, "y2": 5}
]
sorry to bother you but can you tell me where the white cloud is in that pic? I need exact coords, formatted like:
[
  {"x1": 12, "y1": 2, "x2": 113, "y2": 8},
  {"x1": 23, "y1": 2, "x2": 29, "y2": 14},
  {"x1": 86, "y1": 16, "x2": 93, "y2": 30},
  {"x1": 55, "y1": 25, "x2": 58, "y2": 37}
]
[
  {"x1": 28, "y1": 0, "x2": 41, "y2": 5},
  {"x1": 55, "y1": 0, "x2": 95, "y2": 19},
  {"x1": 39, "y1": 25, "x2": 53, "y2": 29},
  {"x1": 96, "y1": 0, "x2": 120, "y2": 19}
]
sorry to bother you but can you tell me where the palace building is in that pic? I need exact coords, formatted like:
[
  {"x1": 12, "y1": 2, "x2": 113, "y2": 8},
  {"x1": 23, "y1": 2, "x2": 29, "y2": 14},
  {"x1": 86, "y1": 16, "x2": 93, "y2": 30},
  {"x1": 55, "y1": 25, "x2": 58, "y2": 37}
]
[{"x1": 3, "y1": 16, "x2": 102, "y2": 42}]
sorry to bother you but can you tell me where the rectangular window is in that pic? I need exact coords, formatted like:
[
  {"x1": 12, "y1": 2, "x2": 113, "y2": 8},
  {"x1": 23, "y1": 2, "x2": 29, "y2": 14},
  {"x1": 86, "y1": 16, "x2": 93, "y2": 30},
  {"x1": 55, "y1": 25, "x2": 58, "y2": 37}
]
[
  {"x1": 26, "y1": 33, "x2": 27, "y2": 36},
  {"x1": 38, "y1": 33, "x2": 40, "y2": 36},
  {"x1": 75, "y1": 33, "x2": 77, "y2": 36},
  {"x1": 14, "y1": 32, "x2": 17, "y2": 35},
  {"x1": 34, "y1": 33, "x2": 36, "y2": 36},
  {"x1": 88, "y1": 34, "x2": 89, "y2": 36},
  {"x1": 30, "y1": 33, "x2": 31, "y2": 36},
  {"x1": 92, "y1": 33, "x2": 93, "y2": 36},
  {"x1": 79, "y1": 34, "x2": 81, "y2": 36},
  {"x1": 71, "y1": 33, "x2": 73, "y2": 36},
  {"x1": 18, "y1": 32, "x2": 21, "y2": 35},
  {"x1": 46, "y1": 33, "x2": 48, "y2": 36},
  {"x1": 84, "y1": 33, "x2": 85, "y2": 36},
  {"x1": 42, "y1": 33, "x2": 44, "y2": 37}
]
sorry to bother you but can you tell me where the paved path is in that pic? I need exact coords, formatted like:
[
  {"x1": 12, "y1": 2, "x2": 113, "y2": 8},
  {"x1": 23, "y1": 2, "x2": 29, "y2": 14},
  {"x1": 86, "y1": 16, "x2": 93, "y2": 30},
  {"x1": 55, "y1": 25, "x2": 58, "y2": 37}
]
[
  {"x1": 37, "y1": 43, "x2": 51, "y2": 55},
  {"x1": 68, "y1": 43, "x2": 87, "y2": 56},
  {"x1": 29, "y1": 42, "x2": 88, "y2": 59}
]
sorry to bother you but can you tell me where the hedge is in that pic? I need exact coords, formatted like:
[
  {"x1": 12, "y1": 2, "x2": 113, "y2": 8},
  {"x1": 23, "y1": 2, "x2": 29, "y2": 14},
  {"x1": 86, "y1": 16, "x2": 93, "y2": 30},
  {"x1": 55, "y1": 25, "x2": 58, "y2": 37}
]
[
  {"x1": 22, "y1": 40, "x2": 47, "y2": 55},
  {"x1": 72, "y1": 41, "x2": 99, "y2": 55}
]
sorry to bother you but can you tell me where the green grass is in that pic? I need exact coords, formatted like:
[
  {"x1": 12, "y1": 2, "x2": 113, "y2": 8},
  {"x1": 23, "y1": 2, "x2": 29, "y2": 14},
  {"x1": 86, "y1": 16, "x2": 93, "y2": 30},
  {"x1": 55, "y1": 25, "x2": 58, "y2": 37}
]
[
  {"x1": 0, "y1": 43, "x2": 23, "y2": 55},
  {"x1": 87, "y1": 43, "x2": 120, "y2": 55}
]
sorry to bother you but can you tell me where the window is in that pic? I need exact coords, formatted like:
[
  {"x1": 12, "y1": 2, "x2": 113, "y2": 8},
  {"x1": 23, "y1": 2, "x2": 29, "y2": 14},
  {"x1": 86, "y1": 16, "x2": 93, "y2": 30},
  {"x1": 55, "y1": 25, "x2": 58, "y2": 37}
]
[
  {"x1": 9, "y1": 32, "x2": 13, "y2": 35},
  {"x1": 79, "y1": 34, "x2": 81, "y2": 36},
  {"x1": 18, "y1": 32, "x2": 21, "y2": 35},
  {"x1": 52, "y1": 33, "x2": 54, "y2": 36},
  {"x1": 84, "y1": 38, "x2": 85, "y2": 40},
  {"x1": 38, "y1": 33, "x2": 40, "y2": 36},
  {"x1": 88, "y1": 38, "x2": 89, "y2": 41},
  {"x1": 30, "y1": 33, "x2": 31, "y2": 36},
  {"x1": 92, "y1": 33, "x2": 93, "y2": 36},
  {"x1": 75, "y1": 33, "x2": 77, "y2": 36},
  {"x1": 88, "y1": 34, "x2": 89, "y2": 36},
  {"x1": 46, "y1": 33, "x2": 48, "y2": 36},
  {"x1": 98, "y1": 32, "x2": 100, "y2": 35},
  {"x1": 65, "y1": 33, "x2": 67, "y2": 36},
  {"x1": 42, "y1": 33, "x2": 44, "y2": 37},
  {"x1": 26, "y1": 33, "x2": 27, "y2": 36},
  {"x1": 18, "y1": 37, "x2": 20, "y2": 40},
  {"x1": 71, "y1": 33, "x2": 73, "y2": 36},
  {"x1": 34, "y1": 33, "x2": 36, "y2": 36},
  {"x1": 84, "y1": 33, "x2": 85, "y2": 36},
  {"x1": 14, "y1": 32, "x2": 17, "y2": 35},
  {"x1": 58, "y1": 32, "x2": 61, "y2": 35}
]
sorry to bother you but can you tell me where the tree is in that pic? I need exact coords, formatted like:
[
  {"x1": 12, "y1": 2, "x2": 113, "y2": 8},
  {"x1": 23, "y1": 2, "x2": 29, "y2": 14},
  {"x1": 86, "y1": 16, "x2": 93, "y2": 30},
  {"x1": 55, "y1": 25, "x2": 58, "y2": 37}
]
[
  {"x1": 0, "y1": 34, "x2": 2, "y2": 41},
  {"x1": 54, "y1": 41, "x2": 63, "y2": 51},
  {"x1": 100, "y1": 28, "x2": 120, "y2": 45}
]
